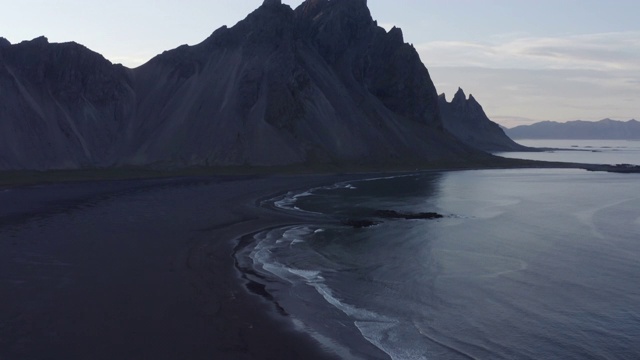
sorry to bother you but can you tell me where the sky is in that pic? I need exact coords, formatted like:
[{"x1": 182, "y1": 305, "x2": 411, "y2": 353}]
[{"x1": 1, "y1": 0, "x2": 639, "y2": 127}]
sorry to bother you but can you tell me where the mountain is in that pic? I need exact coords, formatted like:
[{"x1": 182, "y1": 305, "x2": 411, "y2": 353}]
[
  {"x1": 1, "y1": 0, "x2": 483, "y2": 171},
  {"x1": 439, "y1": 88, "x2": 529, "y2": 151},
  {"x1": 0, "y1": 36, "x2": 135, "y2": 170},
  {"x1": 506, "y1": 119, "x2": 640, "y2": 140}
]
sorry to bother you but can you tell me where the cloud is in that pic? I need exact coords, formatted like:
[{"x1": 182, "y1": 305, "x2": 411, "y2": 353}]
[
  {"x1": 416, "y1": 31, "x2": 640, "y2": 124},
  {"x1": 428, "y1": 67, "x2": 640, "y2": 125},
  {"x1": 417, "y1": 31, "x2": 640, "y2": 71}
]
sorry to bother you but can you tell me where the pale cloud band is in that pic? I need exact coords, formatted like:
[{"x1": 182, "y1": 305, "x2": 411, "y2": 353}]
[
  {"x1": 417, "y1": 31, "x2": 640, "y2": 126},
  {"x1": 417, "y1": 31, "x2": 640, "y2": 71}
]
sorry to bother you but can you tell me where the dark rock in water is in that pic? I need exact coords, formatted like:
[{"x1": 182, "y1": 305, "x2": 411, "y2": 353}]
[
  {"x1": 0, "y1": 0, "x2": 487, "y2": 170},
  {"x1": 374, "y1": 209, "x2": 444, "y2": 220},
  {"x1": 342, "y1": 210, "x2": 443, "y2": 228},
  {"x1": 583, "y1": 163, "x2": 640, "y2": 174},
  {"x1": 439, "y1": 88, "x2": 530, "y2": 152},
  {"x1": 342, "y1": 219, "x2": 381, "y2": 228}
]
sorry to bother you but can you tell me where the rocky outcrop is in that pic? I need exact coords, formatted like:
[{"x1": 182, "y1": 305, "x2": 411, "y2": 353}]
[
  {"x1": 341, "y1": 209, "x2": 444, "y2": 229},
  {"x1": 0, "y1": 0, "x2": 486, "y2": 170},
  {"x1": 373, "y1": 209, "x2": 443, "y2": 220},
  {"x1": 439, "y1": 88, "x2": 529, "y2": 151}
]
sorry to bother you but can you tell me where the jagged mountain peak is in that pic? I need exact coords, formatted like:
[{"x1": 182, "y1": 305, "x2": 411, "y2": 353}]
[
  {"x1": 440, "y1": 86, "x2": 527, "y2": 151},
  {"x1": 444, "y1": 88, "x2": 480, "y2": 108},
  {"x1": 0, "y1": 0, "x2": 483, "y2": 170},
  {"x1": 387, "y1": 26, "x2": 404, "y2": 43},
  {"x1": 467, "y1": 94, "x2": 483, "y2": 110},
  {"x1": 0, "y1": 37, "x2": 10, "y2": 47},
  {"x1": 263, "y1": 0, "x2": 282, "y2": 6},
  {"x1": 452, "y1": 87, "x2": 466, "y2": 102},
  {"x1": 295, "y1": 0, "x2": 373, "y2": 30},
  {"x1": 294, "y1": 0, "x2": 369, "y2": 22},
  {"x1": 25, "y1": 36, "x2": 49, "y2": 44}
]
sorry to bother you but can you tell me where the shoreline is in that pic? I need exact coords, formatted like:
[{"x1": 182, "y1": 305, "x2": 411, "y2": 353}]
[
  {"x1": 0, "y1": 173, "x2": 383, "y2": 359},
  {"x1": 1, "y1": 155, "x2": 638, "y2": 191},
  {"x1": 2, "y1": 163, "x2": 638, "y2": 359}
]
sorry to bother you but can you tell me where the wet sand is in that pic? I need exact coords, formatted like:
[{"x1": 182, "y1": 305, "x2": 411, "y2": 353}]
[{"x1": 0, "y1": 174, "x2": 381, "y2": 360}]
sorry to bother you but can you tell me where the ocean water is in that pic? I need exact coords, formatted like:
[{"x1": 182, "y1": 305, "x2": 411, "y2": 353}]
[
  {"x1": 236, "y1": 147, "x2": 640, "y2": 359},
  {"x1": 495, "y1": 139, "x2": 640, "y2": 166}
]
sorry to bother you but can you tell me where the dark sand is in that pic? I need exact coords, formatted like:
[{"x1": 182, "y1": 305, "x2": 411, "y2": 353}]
[{"x1": 0, "y1": 174, "x2": 383, "y2": 360}]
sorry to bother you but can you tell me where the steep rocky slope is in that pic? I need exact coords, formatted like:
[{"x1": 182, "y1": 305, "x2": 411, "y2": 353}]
[
  {"x1": 439, "y1": 88, "x2": 528, "y2": 151},
  {"x1": 1, "y1": 0, "x2": 484, "y2": 170},
  {"x1": 0, "y1": 37, "x2": 135, "y2": 169}
]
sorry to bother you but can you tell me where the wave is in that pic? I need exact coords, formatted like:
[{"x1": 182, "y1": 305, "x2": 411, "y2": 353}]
[
  {"x1": 243, "y1": 224, "x2": 422, "y2": 360},
  {"x1": 267, "y1": 172, "x2": 423, "y2": 214},
  {"x1": 272, "y1": 190, "x2": 319, "y2": 214},
  {"x1": 268, "y1": 182, "x2": 359, "y2": 214}
]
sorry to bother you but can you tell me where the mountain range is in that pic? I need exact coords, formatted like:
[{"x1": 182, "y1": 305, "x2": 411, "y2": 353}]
[
  {"x1": 506, "y1": 119, "x2": 640, "y2": 140},
  {"x1": 0, "y1": 0, "x2": 516, "y2": 171}
]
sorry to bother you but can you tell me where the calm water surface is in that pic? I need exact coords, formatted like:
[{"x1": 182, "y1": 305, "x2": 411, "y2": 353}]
[
  {"x1": 237, "y1": 146, "x2": 640, "y2": 359},
  {"x1": 495, "y1": 139, "x2": 640, "y2": 165}
]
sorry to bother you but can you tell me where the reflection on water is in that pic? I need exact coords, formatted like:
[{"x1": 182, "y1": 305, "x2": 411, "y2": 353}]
[
  {"x1": 495, "y1": 139, "x2": 640, "y2": 165},
  {"x1": 240, "y1": 169, "x2": 640, "y2": 359}
]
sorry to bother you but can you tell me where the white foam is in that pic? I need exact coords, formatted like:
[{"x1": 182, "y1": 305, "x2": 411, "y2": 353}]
[
  {"x1": 247, "y1": 223, "x2": 431, "y2": 359},
  {"x1": 247, "y1": 224, "x2": 409, "y2": 360},
  {"x1": 282, "y1": 226, "x2": 314, "y2": 239},
  {"x1": 261, "y1": 262, "x2": 296, "y2": 284},
  {"x1": 313, "y1": 283, "x2": 392, "y2": 322},
  {"x1": 291, "y1": 318, "x2": 366, "y2": 360},
  {"x1": 268, "y1": 173, "x2": 420, "y2": 214},
  {"x1": 287, "y1": 268, "x2": 322, "y2": 282},
  {"x1": 328, "y1": 182, "x2": 358, "y2": 190},
  {"x1": 272, "y1": 190, "x2": 317, "y2": 213},
  {"x1": 249, "y1": 226, "x2": 321, "y2": 284},
  {"x1": 354, "y1": 321, "x2": 430, "y2": 360}
]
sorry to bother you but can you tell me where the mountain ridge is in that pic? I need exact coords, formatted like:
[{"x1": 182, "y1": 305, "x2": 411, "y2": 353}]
[
  {"x1": 439, "y1": 88, "x2": 529, "y2": 151},
  {"x1": 506, "y1": 118, "x2": 640, "y2": 140},
  {"x1": 1, "y1": 0, "x2": 486, "y2": 171}
]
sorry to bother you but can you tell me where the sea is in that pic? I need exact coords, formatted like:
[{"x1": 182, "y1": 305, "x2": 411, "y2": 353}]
[
  {"x1": 235, "y1": 140, "x2": 640, "y2": 360},
  {"x1": 495, "y1": 139, "x2": 640, "y2": 166}
]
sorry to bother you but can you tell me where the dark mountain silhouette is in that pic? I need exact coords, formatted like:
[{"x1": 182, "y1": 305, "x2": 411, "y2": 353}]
[
  {"x1": 439, "y1": 88, "x2": 528, "y2": 151},
  {"x1": 0, "y1": 0, "x2": 486, "y2": 171},
  {"x1": 0, "y1": 36, "x2": 135, "y2": 170},
  {"x1": 506, "y1": 119, "x2": 640, "y2": 140}
]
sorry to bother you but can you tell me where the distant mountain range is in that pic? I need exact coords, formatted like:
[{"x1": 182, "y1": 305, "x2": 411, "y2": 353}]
[
  {"x1": 0, "y1": 0, "x2": 517, "y2": 171},
  {"x1": 506, "y1": 119, "x2": 640, "y2": 140}
]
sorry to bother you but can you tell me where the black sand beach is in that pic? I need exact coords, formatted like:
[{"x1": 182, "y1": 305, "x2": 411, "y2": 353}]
[{"x1": 0, "y1": 174, "x2": 382, "y2": 360}]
